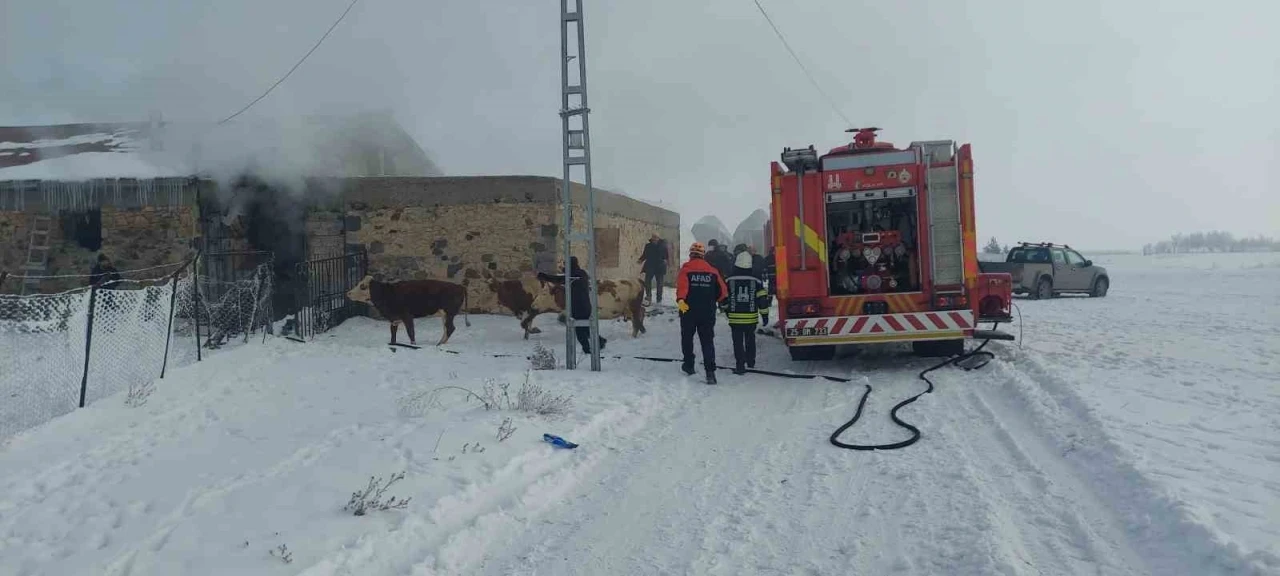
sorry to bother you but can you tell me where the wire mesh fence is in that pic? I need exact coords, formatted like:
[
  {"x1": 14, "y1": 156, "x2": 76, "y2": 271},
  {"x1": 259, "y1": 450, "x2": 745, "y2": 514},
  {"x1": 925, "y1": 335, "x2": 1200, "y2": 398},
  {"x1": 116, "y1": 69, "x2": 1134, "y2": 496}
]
[
  {"x1": 1, "y1": 252, "x2": 277, "y2": 440},
  {"x1": 175, "y1": 251, "x2": 275, "y2": 351},
  {"x1": 0, "y1": 288, "x2": 90, "y2": 437}
]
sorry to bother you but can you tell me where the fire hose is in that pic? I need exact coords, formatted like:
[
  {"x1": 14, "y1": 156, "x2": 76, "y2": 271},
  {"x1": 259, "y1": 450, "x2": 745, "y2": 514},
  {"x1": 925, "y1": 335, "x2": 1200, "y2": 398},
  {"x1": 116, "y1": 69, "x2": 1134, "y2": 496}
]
[
  {"x1": 828, "y1": 327, "x2": 998, "y2": 451},
  {"x1": 427, "y1": 326, "x2": 1003, "y2": 452}
]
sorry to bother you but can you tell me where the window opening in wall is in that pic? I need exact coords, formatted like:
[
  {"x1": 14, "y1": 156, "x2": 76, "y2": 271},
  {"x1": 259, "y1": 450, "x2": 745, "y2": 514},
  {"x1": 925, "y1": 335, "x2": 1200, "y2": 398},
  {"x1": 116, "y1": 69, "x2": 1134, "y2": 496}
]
[
  {"x1": 60, "y1": 209, "x2": 103, "y2": 252},
  {"x1": 594, "y1": 227, "x2": 620, "y2": 268}
]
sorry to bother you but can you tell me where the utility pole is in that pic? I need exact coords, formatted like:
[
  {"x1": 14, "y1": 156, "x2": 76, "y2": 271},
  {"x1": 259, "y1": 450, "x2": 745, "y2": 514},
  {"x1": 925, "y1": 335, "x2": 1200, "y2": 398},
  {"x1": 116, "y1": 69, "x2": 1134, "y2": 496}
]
[{"x1": 559, "y1": 0, "x2": 601, "y2": 370}]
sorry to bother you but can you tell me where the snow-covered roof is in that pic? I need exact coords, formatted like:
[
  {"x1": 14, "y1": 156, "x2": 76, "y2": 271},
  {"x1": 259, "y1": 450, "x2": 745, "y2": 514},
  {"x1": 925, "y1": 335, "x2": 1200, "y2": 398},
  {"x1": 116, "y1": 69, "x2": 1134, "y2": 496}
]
[{"x1": 0, "y1": 112, "x2": 441, "y2": 183}]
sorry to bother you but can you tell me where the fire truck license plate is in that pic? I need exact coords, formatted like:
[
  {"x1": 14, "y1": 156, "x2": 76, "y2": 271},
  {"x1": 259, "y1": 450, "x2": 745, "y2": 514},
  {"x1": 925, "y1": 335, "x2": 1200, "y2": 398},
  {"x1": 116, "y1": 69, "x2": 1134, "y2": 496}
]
[{"x1": 786, "y1": 326, "x2": 829, "y2": 338}]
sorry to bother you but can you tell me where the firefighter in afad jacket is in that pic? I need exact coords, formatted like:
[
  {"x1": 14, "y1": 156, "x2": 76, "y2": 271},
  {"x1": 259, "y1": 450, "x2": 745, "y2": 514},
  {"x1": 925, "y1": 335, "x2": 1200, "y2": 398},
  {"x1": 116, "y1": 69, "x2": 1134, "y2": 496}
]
[
  {"x1": 723, "y1": 251, "x2": 772, "y2": 374},
  {"x1": 676, "y1": 242, "x2": 727, "y2": 384}
]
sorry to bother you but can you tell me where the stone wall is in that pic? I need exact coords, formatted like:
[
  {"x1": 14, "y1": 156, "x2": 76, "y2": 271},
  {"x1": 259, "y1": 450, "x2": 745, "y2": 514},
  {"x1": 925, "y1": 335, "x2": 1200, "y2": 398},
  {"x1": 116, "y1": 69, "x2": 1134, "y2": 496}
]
[
  {"x1": 0, "y1": 206, "x2": 197, "y2": 294},
  {"x1": 346, "y1": 202, "x2": 557, "y2": 313},
  {"x1": 562, "y1": 205, "x2": 680, "y2": 284},
  {"x1": 339, "y1": 176, "x2": 681, "y2": 313},
  {"x1": 304, "y1": 211, "x2": 347, "y2": 260},
  {"x1": 0, "y1": 211, "x2": 35, "y2": 292},
  {"x1": 100, "y1": 206, "x2": 198, "y2": 272}
]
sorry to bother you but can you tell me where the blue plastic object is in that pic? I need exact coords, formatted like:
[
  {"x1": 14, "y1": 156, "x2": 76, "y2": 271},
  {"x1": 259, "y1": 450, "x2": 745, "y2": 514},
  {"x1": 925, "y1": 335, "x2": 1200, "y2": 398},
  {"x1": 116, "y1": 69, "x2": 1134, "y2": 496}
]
[{"x1": 543, "y1": 433, "x2": 578, "y2": 449}]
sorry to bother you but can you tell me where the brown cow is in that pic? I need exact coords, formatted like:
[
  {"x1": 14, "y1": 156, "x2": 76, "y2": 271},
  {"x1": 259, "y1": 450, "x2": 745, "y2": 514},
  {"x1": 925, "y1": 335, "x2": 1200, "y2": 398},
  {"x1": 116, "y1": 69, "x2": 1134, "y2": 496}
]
[
  {"x1": 490, "y1": 274, "x2": 646, "y2": 338},
  {"x1": 346, "y1": 275, "x2": 471, "y2": 346}
]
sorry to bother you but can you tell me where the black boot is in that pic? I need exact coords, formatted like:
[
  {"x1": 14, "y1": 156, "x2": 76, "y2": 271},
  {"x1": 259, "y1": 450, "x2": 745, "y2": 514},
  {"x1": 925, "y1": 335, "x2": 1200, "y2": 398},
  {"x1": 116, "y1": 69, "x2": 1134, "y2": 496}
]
[
  {"x1": 733, "y1": 364, "x2": 746, "y2": 375},
  {"x1": 706, "y1": 370, "x2": 718, "y2": 385},
  {"x1": 681, "y1": 361, "x2": 695, "y2": 375}
]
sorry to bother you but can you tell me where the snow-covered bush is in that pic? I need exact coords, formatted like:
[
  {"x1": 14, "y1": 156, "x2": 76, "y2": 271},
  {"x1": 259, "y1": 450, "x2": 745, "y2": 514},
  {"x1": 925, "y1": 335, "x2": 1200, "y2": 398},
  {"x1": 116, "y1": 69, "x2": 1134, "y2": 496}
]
[
  {"x1": 125, "y1": 379, "x2": 155, "y2": 408},
  {"x1": 400, "y1": 372, "x2": 572, "y2": 417},
  {"x1": 512, "y1": 375, "x2": 572, "y2": 417},
  {"x1": 344, "y1": 472, "x2": 411, "y2": 516},
  {"x1": 497, "y1": 417, "x2": 517, "y2": 442},
  {"x1": 268, "y1": 544, "x2": 293, "y2": 564},
  {"x1": 483, "y1": 373, "x2": 574, "y2": 416},
  {"x1": 529, "y1": 344, "x2": 557, "y2": 370}
]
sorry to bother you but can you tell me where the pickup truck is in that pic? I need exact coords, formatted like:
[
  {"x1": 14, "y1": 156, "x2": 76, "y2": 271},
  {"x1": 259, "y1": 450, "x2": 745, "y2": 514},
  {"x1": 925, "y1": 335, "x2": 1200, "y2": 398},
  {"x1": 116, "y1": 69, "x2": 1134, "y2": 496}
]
[{"x1": 977, "y1": 243, "x2": 1109, "y2": 299}]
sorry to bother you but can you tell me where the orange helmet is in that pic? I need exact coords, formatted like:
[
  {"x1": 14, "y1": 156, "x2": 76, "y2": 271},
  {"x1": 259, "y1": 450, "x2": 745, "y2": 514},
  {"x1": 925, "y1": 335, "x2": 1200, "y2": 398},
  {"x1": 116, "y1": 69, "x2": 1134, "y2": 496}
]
[{"x1": 689, "y1": 242, "x2": 706, "y2": 257}]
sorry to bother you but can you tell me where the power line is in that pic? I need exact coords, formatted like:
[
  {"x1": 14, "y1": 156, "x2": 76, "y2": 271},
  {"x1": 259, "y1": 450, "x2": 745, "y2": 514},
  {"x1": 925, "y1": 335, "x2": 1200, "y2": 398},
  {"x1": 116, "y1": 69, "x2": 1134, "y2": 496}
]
[
  {"x1": 751, "y1": 0, "x2": 852, "y2": 127},
  {"x1": 216, "y1": 0, "x2": 364, "y2": 125}
]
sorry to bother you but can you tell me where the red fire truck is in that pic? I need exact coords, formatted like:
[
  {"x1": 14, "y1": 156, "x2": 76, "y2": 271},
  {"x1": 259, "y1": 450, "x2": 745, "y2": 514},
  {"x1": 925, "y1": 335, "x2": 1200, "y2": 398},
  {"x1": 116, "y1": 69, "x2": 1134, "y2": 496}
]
[{"x1": 769, "y1": 128, "x2": 1014, "y2": 361}]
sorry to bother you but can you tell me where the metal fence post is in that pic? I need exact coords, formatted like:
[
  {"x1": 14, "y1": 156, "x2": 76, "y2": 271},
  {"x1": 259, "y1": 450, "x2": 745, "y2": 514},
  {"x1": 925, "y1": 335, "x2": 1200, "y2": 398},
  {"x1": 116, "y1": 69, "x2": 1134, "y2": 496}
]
[
  {"x1": 193, "y1": 252, "x2": 202, "y2": 361},
  {"x1": 79, "y1": 285, "x2": 98, "y2": 408},
  {"x1": 159, "y1": 265, "x2": 183, "y2": 379}
]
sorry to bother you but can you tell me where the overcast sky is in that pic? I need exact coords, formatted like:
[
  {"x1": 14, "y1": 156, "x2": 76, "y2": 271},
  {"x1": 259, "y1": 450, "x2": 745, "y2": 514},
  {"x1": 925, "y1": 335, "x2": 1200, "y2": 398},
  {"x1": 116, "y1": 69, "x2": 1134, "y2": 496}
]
[{"x1": 2, "y1": 0, "x2": 1276, "y2": 249}]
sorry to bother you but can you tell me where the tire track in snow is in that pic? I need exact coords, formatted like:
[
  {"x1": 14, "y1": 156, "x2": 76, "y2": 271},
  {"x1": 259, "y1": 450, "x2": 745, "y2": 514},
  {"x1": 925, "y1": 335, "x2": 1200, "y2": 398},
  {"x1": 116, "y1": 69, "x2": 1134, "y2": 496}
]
[
  {"x1": 986, "y1": 348, "x2": 1280, "y2": 575},
  {"x1": 293, "y1": 378, "x2": 674, "y2": 576}
]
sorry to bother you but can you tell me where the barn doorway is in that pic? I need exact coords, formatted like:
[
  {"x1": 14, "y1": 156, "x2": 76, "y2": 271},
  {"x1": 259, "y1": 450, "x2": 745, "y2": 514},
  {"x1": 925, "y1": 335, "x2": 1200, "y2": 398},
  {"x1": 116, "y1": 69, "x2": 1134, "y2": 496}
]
[
  {"x1": 199, "y1": 175, "x2": 309, "y2": 323},
  {"x1": 235, "y1": 177, "x2": 307, "y2": 322}
]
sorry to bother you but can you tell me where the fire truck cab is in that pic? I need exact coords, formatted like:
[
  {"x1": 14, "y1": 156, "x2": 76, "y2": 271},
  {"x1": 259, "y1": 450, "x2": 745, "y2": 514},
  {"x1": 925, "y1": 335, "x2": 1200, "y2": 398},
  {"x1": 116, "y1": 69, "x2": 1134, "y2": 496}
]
[{"x1": 769, "y1": 128, "x2": 1013, "y2": 361}]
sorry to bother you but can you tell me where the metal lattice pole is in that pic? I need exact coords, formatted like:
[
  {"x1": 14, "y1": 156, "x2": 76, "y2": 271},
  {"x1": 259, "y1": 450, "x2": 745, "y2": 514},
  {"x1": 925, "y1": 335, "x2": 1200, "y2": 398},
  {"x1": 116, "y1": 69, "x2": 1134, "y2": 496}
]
[{"x1": 560, "y1": 0, "x2": 601, "y2": 371}]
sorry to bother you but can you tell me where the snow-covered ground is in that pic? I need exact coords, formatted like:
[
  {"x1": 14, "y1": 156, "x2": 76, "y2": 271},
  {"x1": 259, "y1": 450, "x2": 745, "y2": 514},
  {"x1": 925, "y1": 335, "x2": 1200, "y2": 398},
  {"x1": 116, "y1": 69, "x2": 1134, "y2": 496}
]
[
  {"x1": 1011, "y1": 252, "x2": 1280, "y2": 561},
  {"x1": 0, "y1": 253, "x2": 1277, "y2": 575}
]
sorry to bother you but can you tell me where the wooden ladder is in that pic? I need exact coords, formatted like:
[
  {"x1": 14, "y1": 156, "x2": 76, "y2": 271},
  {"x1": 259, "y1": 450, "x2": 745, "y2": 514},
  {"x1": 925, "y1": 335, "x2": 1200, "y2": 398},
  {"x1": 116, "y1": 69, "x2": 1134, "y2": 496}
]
[{"x1": 20, "y1": 214, "x2": 53, "y2": 295}]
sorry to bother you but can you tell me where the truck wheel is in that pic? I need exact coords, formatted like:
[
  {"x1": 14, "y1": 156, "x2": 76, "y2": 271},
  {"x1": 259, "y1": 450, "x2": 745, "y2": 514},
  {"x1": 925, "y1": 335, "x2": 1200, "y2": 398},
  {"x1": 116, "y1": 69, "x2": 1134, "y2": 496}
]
[
  {"x1": 1091, "y1": 277, "x2": 1109, "y2": 298},
  {"x1": 1035, "y1": 277, "x2": 1053, "y2": 300},
  {"x1": 912, "y1": 339, "x2": 964, "y2": 357}
]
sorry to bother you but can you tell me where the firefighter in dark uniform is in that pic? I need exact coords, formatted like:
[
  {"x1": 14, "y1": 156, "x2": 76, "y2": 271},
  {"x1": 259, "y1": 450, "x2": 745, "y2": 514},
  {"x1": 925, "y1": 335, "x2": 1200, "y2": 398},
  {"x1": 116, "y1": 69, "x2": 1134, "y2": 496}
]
[
  {"x1": 676, "y1": 242, "x2": 727, "y2": 384},
  {"x1": 723, "y1": 252, "x2": 772, "y2": 374}
]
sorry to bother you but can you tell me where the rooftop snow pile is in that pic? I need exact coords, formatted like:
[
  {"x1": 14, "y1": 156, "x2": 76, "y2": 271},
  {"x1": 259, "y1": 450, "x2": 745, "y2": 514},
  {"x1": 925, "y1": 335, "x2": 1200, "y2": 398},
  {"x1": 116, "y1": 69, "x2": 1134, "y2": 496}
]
[
  {"x1": 0, "y1": 112, "x2": 441, "y2": 183},
  {"x1": 732, "y1": 208, "x2": 769, "y2": 251},
  {"x1": 691, "y1": 215, "x2": 731, "y2": 246}
]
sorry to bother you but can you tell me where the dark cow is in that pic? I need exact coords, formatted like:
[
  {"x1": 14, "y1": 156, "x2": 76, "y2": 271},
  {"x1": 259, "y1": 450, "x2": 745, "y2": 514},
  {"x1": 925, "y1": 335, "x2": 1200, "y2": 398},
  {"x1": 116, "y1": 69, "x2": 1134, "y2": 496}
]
[
  {"x1": 489, "y1": 273, "x2": 647, "y2": 339},
  {"x1": 347, "y1": 275, "x2": 471, "y2": 346}
]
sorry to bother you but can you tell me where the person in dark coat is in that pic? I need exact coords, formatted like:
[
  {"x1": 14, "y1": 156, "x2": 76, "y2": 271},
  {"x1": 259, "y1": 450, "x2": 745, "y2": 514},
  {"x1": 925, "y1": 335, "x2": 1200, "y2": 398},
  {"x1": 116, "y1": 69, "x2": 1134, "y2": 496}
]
[
  {"x1": 538, "y1": 256, "x2": 606, "y2": 354},
  {"x1": 705, "y1": 239, "x2": 735, "y2": 288},
  {"x1": 676, "y1": 242, "x2": 727, "y2": 384},
  {"x1": 723, "y1": 252, "x2": 772, "y2": 374},
  {"x1": 637, "y1": 233, "x2": 669, "y2": 305},
  {"x1": 89, "y1": 254, "x2": 123, "y2": 289}
]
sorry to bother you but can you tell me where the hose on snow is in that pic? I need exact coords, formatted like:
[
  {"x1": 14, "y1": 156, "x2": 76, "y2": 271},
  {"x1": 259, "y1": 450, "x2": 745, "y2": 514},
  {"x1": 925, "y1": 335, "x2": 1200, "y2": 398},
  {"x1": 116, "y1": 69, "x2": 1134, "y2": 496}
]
[{"x1": 828, "y1": 327, "x2": 998, "y2": 451}]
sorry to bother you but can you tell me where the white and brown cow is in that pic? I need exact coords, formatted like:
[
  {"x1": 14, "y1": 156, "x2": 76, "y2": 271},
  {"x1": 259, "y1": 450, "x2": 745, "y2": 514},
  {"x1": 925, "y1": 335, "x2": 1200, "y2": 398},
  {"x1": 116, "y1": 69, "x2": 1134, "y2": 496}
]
[{"x1": 489, "y1": 274, "x2": 646, "y2": 339}]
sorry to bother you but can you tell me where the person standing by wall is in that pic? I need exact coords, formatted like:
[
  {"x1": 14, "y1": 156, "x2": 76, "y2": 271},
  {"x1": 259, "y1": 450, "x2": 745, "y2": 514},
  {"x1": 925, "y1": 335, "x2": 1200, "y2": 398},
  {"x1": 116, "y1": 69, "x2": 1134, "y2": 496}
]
[
  {"x1": 637, "y1": 233, "x2": 669, "y2": 306},
  {"x1": 676, "y1": 242, "x2": 727, "y2": 384},
  {"x1": 538, "y1": 256, "x2": 607, "y2": 354},
  {"x1": 723, "y1": 252, "x2": 771, "y2": 374},
  {"x1": 89, "y1": 253, "x2": 122, "y2": 289}
]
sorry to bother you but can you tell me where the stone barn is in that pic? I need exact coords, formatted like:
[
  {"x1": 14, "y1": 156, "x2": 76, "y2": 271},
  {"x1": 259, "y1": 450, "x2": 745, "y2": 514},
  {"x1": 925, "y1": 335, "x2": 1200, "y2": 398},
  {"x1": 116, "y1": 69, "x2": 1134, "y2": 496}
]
[
  {"x1": 0, "y1": 178, "x2": 204, "y2": 294},
  {"x1": 0, "y1": 118, "x2": 680, "y2": 319},
  {"x1": 0, "y1": 113, "x2": 440, "y2": 294},
  {"x1": 317, "y1": 176, "x2": 680, "y2": 313}
]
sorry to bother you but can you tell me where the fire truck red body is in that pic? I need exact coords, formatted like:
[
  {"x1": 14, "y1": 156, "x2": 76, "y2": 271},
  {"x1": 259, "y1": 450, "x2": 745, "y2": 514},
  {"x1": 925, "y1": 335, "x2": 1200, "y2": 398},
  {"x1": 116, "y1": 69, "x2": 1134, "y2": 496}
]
[{"x1": 769, "y1": 128, "x2": 1013, "y2": 360}]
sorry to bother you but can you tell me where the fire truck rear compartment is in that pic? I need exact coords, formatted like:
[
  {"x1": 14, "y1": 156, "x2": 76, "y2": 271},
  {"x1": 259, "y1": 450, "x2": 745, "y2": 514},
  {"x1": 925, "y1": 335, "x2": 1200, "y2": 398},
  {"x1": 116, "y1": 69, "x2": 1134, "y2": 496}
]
[{"x1": 826, "y1": 194, "x2": 919, "y2": 296}]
